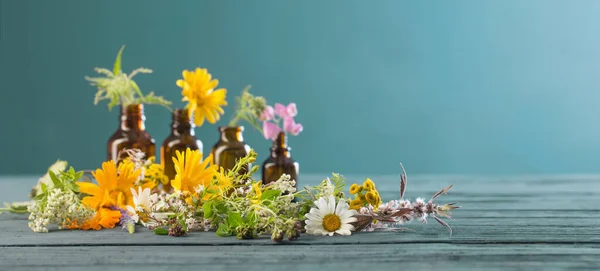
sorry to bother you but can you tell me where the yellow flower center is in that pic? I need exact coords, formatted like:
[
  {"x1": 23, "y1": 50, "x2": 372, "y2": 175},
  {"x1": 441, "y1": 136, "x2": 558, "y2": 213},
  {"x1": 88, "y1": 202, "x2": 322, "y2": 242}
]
[{"x1": 322, "y1": 214, "x2": 342, "y2": 232}]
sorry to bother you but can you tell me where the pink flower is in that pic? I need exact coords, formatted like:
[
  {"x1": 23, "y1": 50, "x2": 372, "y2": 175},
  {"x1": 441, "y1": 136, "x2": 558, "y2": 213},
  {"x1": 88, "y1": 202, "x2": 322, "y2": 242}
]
[
  {"x1": 274, "y1": 103, "x2": 298, "y2": 118},
  {"x1": 283, "y1": 117, "x2": 303, "y2": 136},
  {"x1": 259, "y1": 106, "x2": 275, "y2": 121},
  {"x1": 263, "y1": 121, "x2": 281, "y2": 140}
]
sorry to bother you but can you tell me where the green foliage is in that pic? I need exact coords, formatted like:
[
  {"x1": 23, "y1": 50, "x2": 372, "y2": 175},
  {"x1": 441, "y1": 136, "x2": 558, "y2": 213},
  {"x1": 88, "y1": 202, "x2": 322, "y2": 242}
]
[
  {"x1": 195, "y1": 150, "x2": 300, "y2": 241},
  {"x1": 85, "y1": 46, "x2": 172, "y2": 111},
  {"x1": 33, "y1": 166, "x2": 83, "y2": 204},
  {"x1": 154, "y1": 228, "x2": 169, "y2": 235},
  {"x1": 228, "y1": 86, "x2": 267, "y2": 131},
  {"x1": 0, "y1": 202, "x2": 30, "y2": 214},
  {"x1": 330, "y1": 173, "x2": 346, "y2": 196}
]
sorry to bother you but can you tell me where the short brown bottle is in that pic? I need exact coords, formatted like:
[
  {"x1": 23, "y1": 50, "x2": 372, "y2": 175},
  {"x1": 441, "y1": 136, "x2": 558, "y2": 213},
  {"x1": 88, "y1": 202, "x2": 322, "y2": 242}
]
[
  {"x1": 107, "y1": 104, "x2": 156, "y2": 162},
  {"x1": 262, "y1": 132, "x2": 299, "y2": 187},
  {"x1": 211, "y1": 126, "x2": 251, "y2": 173},
  {"x1": 160, "y1": 108, "x2": 202, "y2": 191}
]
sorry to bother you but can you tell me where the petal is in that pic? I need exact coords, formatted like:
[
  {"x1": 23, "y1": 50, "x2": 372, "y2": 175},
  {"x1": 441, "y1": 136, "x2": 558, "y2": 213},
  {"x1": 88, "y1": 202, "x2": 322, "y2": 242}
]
[
  {"x1": 286, "y1": 103, "x2": 298, "y2": 117},
  {"x1": 77, "y1": 182, "x2": 103, "y2": 197},
  {"x1": 335, "y1": 198, "x2": 348, "y2": 216},
  {"x1": 263, "y1": 121, "x2": 281, "y2": 140},
  {"x1": 327, "y1": 196, "x2": 336, "y2": 214},
  {"x1": 274, "y1": 103, "x2": 288, "y2": 118},
  {"x1": 283, "y1": 117, "x2": 295, "y2": 134},
  {"x1": 341, "y1": 216, "x2": 357, "y2": 224},
  {"x1": 339, "y1": 223, "x2": 355, "y2": 232},
  {"x1": 335, "y1": 228, "x2": 352, "y2": 236}
]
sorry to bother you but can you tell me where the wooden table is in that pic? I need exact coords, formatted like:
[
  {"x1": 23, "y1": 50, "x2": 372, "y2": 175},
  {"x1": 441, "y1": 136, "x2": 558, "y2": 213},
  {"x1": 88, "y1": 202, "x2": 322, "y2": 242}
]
[{"x1": 1, "y1": 174, "x2": 599, "y2": 270}]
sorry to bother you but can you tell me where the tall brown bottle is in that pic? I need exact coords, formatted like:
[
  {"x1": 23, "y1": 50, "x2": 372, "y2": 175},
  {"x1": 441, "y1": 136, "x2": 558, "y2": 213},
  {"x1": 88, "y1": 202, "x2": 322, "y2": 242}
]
[
  {"x1": 211, "y1": 126, "x2": 251, "y2": 173},
  {"x1": 107, "y1": 104, "x2": 156, "y2": 162},
  {"x1": 160, "y1": 108, "x2": 202, "y2": 192},
  {"x1": 262, "y1": 132, "x2": 299, "y2": 187}
]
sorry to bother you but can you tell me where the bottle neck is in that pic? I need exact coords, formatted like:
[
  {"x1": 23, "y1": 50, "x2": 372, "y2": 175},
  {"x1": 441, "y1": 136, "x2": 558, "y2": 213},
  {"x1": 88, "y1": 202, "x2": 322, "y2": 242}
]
[
  {"x1": 219, "y1": 126, "x2": 244, "y2": 143},
  {"x1": 271, "y1": 132, "x2": 291, "y2": 157},
  {"x1": 120, "y1": 104, "x2": 146, "y2": 131},
  {"x1": 171, "y1": 108, "x2": 194, "y2": 136}
]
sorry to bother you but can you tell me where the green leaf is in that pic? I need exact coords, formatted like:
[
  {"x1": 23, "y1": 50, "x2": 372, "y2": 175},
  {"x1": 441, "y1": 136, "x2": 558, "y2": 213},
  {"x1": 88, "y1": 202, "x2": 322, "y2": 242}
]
[
  {"x1": 113, "y1": 45, "x2": 125, "y2": 75},
  {"x1": 245, "y1": 212, "x2": 257, "y2": 227},
  {"x1": 260, "y1": 189, "x2": 281, "y2": 201},
  {"x1": 40, "y1": 183, "x2": 48, "y2": 193},
  {"x1": 48, "y1": 171, "x2": 61, "y2": 187},
  {"x1": 202, "y1": 201, "x2": 213, "y2": 219},
  {"x1": 74, "y1": 171, "x2": 84, "y2": 181},
  {"x1": 216, "y1": 223, "x2": 232, "y2": 237},
  {"x1": 214, "y1": 201, "x2": 228, "y2": 214},
  {"x1": 154, "y1": 228, "x2": 169, "y2": 235},
  {"x1": 226, "y1": 212, "x2": 243, "y2": 228},
  {"x1": 32, "y1": 193, "x2": 45, "y2": 201}
]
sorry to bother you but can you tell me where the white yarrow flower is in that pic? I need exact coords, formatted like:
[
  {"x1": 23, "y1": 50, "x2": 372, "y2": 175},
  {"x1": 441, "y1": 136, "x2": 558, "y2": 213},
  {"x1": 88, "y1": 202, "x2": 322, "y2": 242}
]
[{"x1": 305, "y1": 195, "x2": 358, "y2": 236}]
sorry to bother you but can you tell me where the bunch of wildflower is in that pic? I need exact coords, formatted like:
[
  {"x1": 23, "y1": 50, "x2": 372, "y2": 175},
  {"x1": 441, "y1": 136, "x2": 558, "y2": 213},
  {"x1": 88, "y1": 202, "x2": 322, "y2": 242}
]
[
  {"x1": 27, "y1": 167, "x2": 94, "y2": 233},
  {"x1": 196, "y1": 152, "x2": 302, "y2": 242},
  {"x1": 352, "y1": 165, "x2": 460, "y2": 235},
  {"x1": 348, "y1": 178, "x2": 382, "y2": 211}
]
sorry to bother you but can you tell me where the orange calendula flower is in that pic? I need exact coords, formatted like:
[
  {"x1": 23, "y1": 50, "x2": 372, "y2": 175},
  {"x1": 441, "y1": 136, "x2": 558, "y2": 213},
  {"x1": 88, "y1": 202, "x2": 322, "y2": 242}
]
[
  {"x1": 171, "y1": 148, "x2": 218, "y2": 194},
  {"x1": 64, "y1": 208, "x2": 121, "y2": 230},
  {"x1": 78, "y1": 160, "x2": 152, "y2": 210},
  {"x1": 176, "y1": 68, "x2": 228, "y2": 127}
]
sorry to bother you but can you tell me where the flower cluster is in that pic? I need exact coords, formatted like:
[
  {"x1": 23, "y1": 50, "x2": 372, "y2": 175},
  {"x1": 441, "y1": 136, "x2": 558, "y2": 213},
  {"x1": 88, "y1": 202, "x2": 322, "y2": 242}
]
[
  {"x1": 177, "y1": 67, "x2": 228, "y2": 126},
  {"x1": 260, "y1": 102, "x2": 303, "y2": 140},
  {"x1": 348, "y1": 178, "x2": 382, "y2": 211},
  {"x1": 27, "y1": 168, "x2": 94, "y2": 232},
  {"x1": 350, "y1": 167, "x2": 460, "y2": 235}
]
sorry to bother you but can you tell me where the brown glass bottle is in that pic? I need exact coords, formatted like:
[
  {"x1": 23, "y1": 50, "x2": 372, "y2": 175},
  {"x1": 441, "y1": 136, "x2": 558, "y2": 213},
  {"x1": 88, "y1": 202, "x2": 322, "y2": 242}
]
[
  {"x1": 107, "y1": 104, "x2": 156, "y2": 162},
  {"x1": 161, "y1": 108, "x2": 202, "y2": 191},
  {"x1": 261, "y1": 132, "x2": 299, "y2": 187},
  {"x1": 211, "y1": 126, "x2": 251, "y2": 173}
]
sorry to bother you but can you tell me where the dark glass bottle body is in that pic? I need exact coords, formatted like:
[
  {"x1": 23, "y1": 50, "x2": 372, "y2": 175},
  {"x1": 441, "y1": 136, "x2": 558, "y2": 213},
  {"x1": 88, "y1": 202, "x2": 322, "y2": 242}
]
[
  {"x1": 262, "y1": 132, "x2": 299, "y2": 187},
  {"x1": 211, "y1": 126, "x2": 251, "y2": 173},
  {"x1": 161, "y1": 108, "x2": 202, "y2": 191},
  {"x1": 107, "y1": 104, "x2": 156, "y2": 162}
]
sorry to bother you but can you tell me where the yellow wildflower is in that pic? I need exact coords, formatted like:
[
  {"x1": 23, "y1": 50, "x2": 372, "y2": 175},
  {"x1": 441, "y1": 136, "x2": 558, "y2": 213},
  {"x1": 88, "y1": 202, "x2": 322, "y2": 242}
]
[
  {"x1": 176, "y1": 68, "x2": 228, "y2": 127},
  {"x1": 363, "y1": 178, "x2": 375, "y2": 191},
  {"x1": 203, "y1": 167, "x2": 233, "y2": 200},
  {"x1": 250, "y1": 181, "x2": 263, "y2": 205},
  {"x1": 349, "y1": 184, "x2": 362, "y2": 195},
  {"x1": 349, "y1": 199, "x2": 362, "y2": 210},
  {"x1": 171, "y1": 148, "x2": 216, "y2": 194},
  {"x1": 144, "y1": 158, "x2": 169, "y2": 187},
  {"x1": 365, "y1": 191, "x2": 378, "y2": 206}
]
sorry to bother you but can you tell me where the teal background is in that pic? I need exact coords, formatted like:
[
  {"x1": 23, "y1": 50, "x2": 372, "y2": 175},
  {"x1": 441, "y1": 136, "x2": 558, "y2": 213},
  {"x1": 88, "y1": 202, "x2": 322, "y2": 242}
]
[{"x1": 1, "y1": 0, "x2": 600, "y2": 175}]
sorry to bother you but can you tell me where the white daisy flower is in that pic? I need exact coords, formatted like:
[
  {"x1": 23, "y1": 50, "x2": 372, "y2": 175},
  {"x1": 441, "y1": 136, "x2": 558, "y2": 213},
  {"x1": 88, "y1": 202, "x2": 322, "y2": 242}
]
[
  {"x1": 305, "y1": 195, "x2": 358, "y2": 236},
  {"x1": 130, "y1": 187, "x2": 157, "y2": 211}
]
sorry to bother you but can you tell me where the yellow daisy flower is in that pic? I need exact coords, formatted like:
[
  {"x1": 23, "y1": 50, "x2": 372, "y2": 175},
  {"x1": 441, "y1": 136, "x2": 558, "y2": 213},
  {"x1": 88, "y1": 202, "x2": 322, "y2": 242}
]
[
  {"x1": 171, "y1": 148, "x2": 217, "y2": 195},
  {"x1": 176, "y1": 68, "x2": 228, "y2": 127},
  {"x1": 78, "y1": 160, "x2": 151, "y2": 210}
]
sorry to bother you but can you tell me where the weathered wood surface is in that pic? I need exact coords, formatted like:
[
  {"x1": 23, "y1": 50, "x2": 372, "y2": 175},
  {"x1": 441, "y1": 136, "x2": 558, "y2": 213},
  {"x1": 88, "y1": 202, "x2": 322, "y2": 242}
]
[{"x1": 1, "y1": 174, "x2": 599, "y2": 270}]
